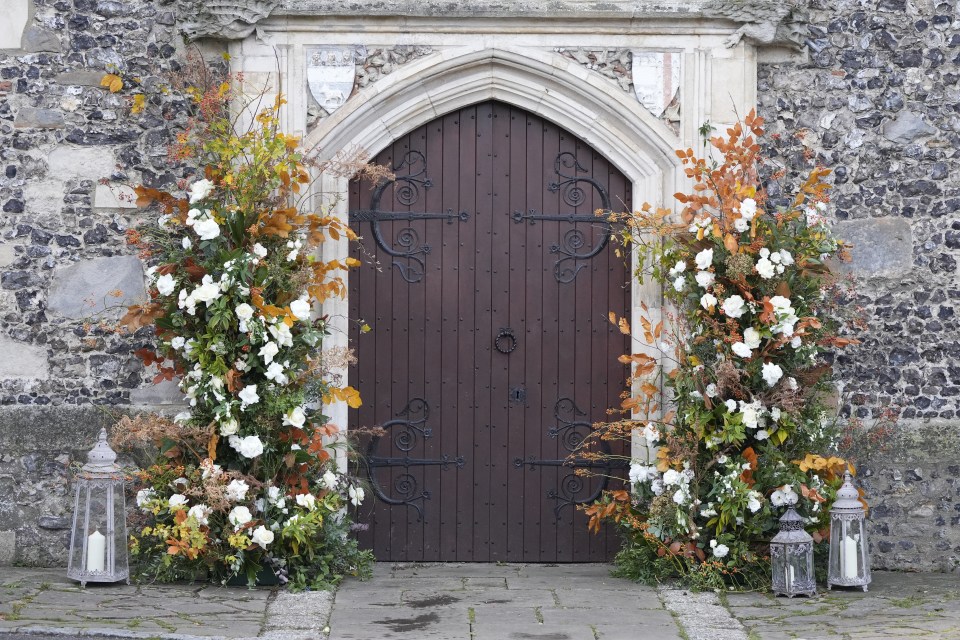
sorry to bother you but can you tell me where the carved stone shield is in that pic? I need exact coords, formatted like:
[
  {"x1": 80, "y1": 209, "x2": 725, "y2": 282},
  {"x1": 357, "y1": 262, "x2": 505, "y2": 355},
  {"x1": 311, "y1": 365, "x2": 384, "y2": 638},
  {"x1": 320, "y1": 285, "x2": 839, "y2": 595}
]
[
  {"x1": 306, "y1": 46, "x2": 365, "y2": 115},
  {"x1": 631, "y1": 51, "x2": 681, "y2": 118}
]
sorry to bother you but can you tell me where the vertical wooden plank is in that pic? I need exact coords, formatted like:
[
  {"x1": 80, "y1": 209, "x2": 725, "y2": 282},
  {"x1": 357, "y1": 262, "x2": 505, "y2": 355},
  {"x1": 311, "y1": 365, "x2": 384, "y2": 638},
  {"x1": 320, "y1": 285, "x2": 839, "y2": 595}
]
[
  {"x1": 522, "y1": 111, "x2": 545, "y2": 562},
  {"x1": 571, "y1": 139, "x2": 593, "y2": 564},
  {"x1": 539, "y1": 118, "x2": 562, "y2": 564},
  {"x1": 487, "y1": 102, "x2": 511, "y2": 562},
  {"x1": 418, "y1": 117, "x2": 445, "y2": 561},
  {"x1": 455, "y1": 105, "x2": 478, "y2": 561},
  {"x1": 472, "y1": 102, "x2": 494, "y2": 561},
  {"x1": 438, "y1": 110, "x2": 461, "y2": 560},
  {"x1": 504, "y1": 104, "x2": 527, "y2": 562}
]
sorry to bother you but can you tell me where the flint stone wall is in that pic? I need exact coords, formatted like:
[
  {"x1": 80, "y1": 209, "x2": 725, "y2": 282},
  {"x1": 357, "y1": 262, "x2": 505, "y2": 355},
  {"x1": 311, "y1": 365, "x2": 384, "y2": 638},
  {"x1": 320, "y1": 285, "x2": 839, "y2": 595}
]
[
  {"x1": 757, "y1": 0, "x2": 960, "y2": 571},
  {"x1": 0, "y1": 0, "x2": 958, "y2": 571}
]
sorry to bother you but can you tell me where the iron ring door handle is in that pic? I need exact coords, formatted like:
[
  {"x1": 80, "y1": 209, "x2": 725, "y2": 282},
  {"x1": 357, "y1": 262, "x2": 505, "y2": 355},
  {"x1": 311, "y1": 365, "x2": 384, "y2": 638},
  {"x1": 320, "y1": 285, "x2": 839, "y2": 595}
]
[{"x1": 495, "y1": 328, "x2": 518, "y2": 354}]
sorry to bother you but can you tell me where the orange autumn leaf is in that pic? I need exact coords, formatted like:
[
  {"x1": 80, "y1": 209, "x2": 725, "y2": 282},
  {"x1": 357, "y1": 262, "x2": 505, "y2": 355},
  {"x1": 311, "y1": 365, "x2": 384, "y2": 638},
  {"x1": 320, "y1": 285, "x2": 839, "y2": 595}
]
[
  {"x1": 740, "y1": 447, "x2": 758, "y2": 487},
  {"x1": 207, "y1": 433, "x2": 219, "y2": 462}
]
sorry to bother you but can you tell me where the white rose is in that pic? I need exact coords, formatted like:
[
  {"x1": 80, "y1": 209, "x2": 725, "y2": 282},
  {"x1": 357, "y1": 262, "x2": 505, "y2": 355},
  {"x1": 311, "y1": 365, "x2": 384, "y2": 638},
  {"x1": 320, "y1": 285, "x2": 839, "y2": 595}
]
[
  {"x1": 755, "y1": 429, "x2": 770, "y2": 441},
  {"x1": 672, "y1": 276, "x2": 685, "y2": 292},
  {"x1": 732, "y1": 342, "x2": 753, "y2": 359},
  {"x1": 187, "y1": 504, "x2": 211, "y2": 526},
  {"x1": 168, "y1": 494, "x2": 188, "y2": 509},
  {"x1": 219, "y1": 417, "x2": 239, "y2": 436},
  {"x1": 192, "y1": 280, "x2": 221, "y2": 304},
  {"x1": 253, "y1": 243, "x2": 268, "y2": 258},
  {"x1": 235, "y1": 303, "x2": 254, "y2": 322},
  {"x1": 762, "y1": 362, "x2": 784, "y2": 387},
  {"x1": 188, "y1": 179, "x2": 214, "y2": 204},
  {"x1": 672, "y1": 488, "x2": 687, "y2": 505},
  {"x1": 283, "y1": 406, "x2": 307, "y2": 429},
  {"x1": 695, "y1": 270, "x2": 715, "y2": 289},
  {"x1": 228, "y1": 505, "x2": 252, "y2": 528},
  {"x1": 740, "y1": 198, "x2": 757, "y2": 220},
  {"x1": 747, "y1": 492, "x2": 763, "y2": 513},
  {"x1": 713, "y1": 543, "x2": 730, "y2": 559},
  {"x1": 290, "y1": 298, "x2": 311, "y2": 321},
  {"x1": 743, "y1": 327, "x2": 762, "y2": 349},
  {"x1": 269, "y1": 322, "x2": 293, "y2": 347},
  {"x1": 170, "y1": 336, "x2": 186, "y2": 350},
  {"x1": 296, "y1": 493, "x2": 317, "y2": 511},
  {"x1": 322, "y1": 470, "x2": 339, "y2": 490},
  {"x1": 725, "y1": 399, "x2": 737, "y2": 413},
  {"x1": 791, "y1": 336, "x2": 802, "y2": 348},
  {"x1": 770, "y1": 295, "x2": 793, "y2": 312},
  {"x1": 251, "y1": 525, "x2": 275, "y2": 548},
  {"x1": 265, "y1": 362, "x2": 288, "y2": 385},
  {"x1": 259, "y1": 341, "x2": 279, "y2": 365},
  {"x1": 663, "y1": 469, "x2": 682, "y2": 486},
  {"x1": 238, "y1": 384, "x2": 260, "y2": 408},
  {"x1": 156, "y1": 273, "x2": 175, "y2": 296},
  {"x1": 779, "y1": 249, "x2": 794, "y2": 266},
  {"x1": 734, "y1": 217, "x2": 749, "y2": 232},
  {"x1": 722, "y1": 295, "x2": 746, "y2": 319},
  {"x1": 669, "y1": 260, "x2": 686, "y2": 275},
  {"x1": 787, "y1": 377, "x2": 798, "y2": 390},
  {"x1": 695, "y1": 248, "x2": 714, "y2": 270},
  {"x1": 182, "y1": 237, "x2": 192, "y2": 250},
  {"x1": 193, "y1": 217, "x2": 220, "y2": 240},
  {"x1": 641, "y1": 423, "x2": 659, "y2": 446},
  {"x1": 348, "y1": 485, "x2": 365, "y2": 506},
  {"x1": 740, "y1": 404, "x2": 760, "y2": 429},
  {"x1": 136, "y1": 488, "x2": 156, "y2": 509},
  {"x1": 705, "y1": 383, "x2": 717, "y2": 398},
  {"x1": 237, "y1": 435, "x2": 264, "y2": 459},
  {"x1": 700, "y1": 293, "x2": 718, "y2": 311},
  {"x1": 226, "y1": 479, "x2": 250, "y2": 502},
  {"x1": 755, "y1": 257, "x2": 776, "y2": 279}
]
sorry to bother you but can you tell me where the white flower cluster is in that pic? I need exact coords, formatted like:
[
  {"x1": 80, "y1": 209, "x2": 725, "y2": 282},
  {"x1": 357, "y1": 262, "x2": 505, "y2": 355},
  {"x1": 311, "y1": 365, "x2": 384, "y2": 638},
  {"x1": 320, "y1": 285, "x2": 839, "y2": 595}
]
[
  {"x1": 733, "y1": 197, "x2": 758, "y2": 233},
  {"x1": 770, "y1": 484, "x2": 798, "y2": 507},
  {"x1": 755, "y1": 247, "x2": 794, "y2": 280}
]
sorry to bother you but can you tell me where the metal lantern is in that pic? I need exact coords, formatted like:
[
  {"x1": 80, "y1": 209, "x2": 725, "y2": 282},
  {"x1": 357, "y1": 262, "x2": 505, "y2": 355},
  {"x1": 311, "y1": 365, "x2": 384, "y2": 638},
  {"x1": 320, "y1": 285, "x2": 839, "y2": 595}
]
[
  {"x1": 827, "y1": 471, "x2": 871, "y2": 591},
  {"x1": 770, "y1": 506, "x2": 816, "y2": 597},
  {"x1": 67, "y1": 428, "x2": 129, "y2": 587}
]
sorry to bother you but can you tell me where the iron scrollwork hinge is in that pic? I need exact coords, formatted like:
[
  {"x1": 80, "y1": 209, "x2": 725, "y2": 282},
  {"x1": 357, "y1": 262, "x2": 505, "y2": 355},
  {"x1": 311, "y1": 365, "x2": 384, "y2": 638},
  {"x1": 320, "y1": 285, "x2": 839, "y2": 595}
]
[
  {"x1": 511, "y1": 151, "x2": 617, "y2": 284},
  {"x1": 513, "y1": 397, "x2": 628, "y2": 520},
  {"x1": 365, "y1": 397, "x2": 465, "y2": 521},
  {"x1": 349, "y1": 150, "x2": 470, "y2": 284}
]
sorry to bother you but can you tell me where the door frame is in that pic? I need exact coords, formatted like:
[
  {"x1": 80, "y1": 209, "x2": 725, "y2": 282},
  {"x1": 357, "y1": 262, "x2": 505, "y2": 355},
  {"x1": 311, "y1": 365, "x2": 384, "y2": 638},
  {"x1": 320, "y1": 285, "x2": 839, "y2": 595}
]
[{"x1": 228, "y1": 41, "x2": 756, "y2": 470}]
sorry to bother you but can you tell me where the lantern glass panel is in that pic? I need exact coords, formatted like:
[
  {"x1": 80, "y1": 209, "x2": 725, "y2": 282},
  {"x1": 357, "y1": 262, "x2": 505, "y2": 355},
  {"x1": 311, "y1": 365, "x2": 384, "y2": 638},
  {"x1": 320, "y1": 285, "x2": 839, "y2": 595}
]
[{"x1": 827, "y1": 513, "x2": 870, "y2": 590}]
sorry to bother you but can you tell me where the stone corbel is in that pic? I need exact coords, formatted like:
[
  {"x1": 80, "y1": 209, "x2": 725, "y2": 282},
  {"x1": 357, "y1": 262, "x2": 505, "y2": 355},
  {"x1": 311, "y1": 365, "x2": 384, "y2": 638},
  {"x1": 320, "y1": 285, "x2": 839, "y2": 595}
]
[{"x1": 702, "y1": 0, "x2": 810, "y2": 50}]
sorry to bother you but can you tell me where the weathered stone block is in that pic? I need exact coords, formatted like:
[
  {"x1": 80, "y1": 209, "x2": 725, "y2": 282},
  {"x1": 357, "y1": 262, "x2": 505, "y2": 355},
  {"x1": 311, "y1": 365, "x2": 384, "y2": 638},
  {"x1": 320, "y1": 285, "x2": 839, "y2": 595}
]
[
  {"x1": 94, "y1": 183, "x2": 138, "y2": 209},
  {"x1": 834, "y1": 218, "x2": 912, "y2": 279},
  {"x1": 21, "y1": 26, "x2": 62, "y2": 53},
  {"x1": 24, "y1": 146, "x2": 118, "y2": 222},
  {"x1": 15, "y1": 107, "x2": 65, "y2": 129},
  {"x1": 881, "y1": 110, "x2": 937, "y2": 144},
  {"x1": 0, "y1": 244, "x2": 16, "y2": 268},
  {"x1": 0, "y1": 0, "x2": 29, "y2": 50},
  {"x1": 129, "y1": 377, "x2": 184, "y2": 405},
  {"x1": 47, "y1": 255, "x2": 146, "y2": 320},
  {"x1": 0, "y1": 530, "x2": 15, "y2": 565},
  {"x1": 0, "y1": 334, "x2": 49, "y2": 379},
  {"x1": 55, "y1": 70, "x2": 111, "y2": 86}
]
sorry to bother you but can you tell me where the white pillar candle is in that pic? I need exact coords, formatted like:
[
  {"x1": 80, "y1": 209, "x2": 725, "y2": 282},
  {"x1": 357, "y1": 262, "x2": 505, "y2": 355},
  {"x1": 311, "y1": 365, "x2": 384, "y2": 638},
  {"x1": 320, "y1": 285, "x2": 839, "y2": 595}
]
[
  {"x1": 87, "y1": 530, "x2": 106, "y2": 572},
  {"x1": 842, "y1": 535, "x2": 858, "y2": 579}
]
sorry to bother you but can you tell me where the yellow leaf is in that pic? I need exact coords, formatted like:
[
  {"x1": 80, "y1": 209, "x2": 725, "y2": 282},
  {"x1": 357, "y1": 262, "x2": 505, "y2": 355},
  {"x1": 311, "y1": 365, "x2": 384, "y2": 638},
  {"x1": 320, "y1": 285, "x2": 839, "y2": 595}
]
[
  {"x1": 100, "y1": 73, "x2": 123, "y2": 93},
  {"x1": 618, "y1": 317, "x2": 631, "y2": 335},
  {"x1": 345, "y1": 257, "x2": 361, "y2": 268},
  {"x1": 131, "y1": 94, "x2": 146, "y2": 115},
  {"x1": 360, "y1": 323, "x2": 371, "y2": 334}
]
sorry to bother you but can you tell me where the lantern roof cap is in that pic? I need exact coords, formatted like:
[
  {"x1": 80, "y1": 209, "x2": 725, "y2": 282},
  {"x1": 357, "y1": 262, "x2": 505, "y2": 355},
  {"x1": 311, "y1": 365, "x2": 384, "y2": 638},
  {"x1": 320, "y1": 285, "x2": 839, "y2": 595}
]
[
  {"x1": 831, "y1": 471, "x2": 865, "y2": 513},
  {"x1": 771, "y1": 506, "x2": 813, "y2": 543},
  {"x1": 81, "y1": 428, "x2": 121, "y2": 475}
]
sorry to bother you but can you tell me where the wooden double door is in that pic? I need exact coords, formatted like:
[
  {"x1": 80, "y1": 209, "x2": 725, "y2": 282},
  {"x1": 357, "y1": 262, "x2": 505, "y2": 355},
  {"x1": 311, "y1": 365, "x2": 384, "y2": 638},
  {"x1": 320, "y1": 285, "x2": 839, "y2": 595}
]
[{"x1": 348, "y1": 101, "x2": 630, "y2": 562}]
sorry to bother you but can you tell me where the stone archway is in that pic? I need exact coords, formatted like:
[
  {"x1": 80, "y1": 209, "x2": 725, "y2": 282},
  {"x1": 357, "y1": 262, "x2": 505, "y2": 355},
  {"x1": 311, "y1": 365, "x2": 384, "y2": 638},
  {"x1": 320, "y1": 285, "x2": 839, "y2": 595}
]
[{"x1": 294, "y1": 46, "x2": 685, "y2": 467}]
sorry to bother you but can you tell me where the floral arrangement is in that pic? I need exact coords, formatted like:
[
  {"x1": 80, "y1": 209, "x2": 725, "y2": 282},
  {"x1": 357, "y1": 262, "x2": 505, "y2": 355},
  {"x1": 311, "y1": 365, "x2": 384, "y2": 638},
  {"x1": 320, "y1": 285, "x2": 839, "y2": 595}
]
[
  {"x1": 586, "y1": 111, "x2": 858, "y2": 588},
  {"x1": 119, "y1": 75, "x2": 372, "y2": 588}
]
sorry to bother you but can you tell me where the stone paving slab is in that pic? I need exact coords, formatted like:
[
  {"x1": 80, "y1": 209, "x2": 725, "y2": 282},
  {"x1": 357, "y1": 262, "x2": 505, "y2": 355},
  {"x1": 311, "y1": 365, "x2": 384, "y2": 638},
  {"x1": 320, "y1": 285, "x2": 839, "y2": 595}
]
[
  {"x1": 727, "y1": 571, "x2": 960, "y2": 640},
  {"x1": 327, "y1": 562, "x2": 684, "y2": 640}
]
